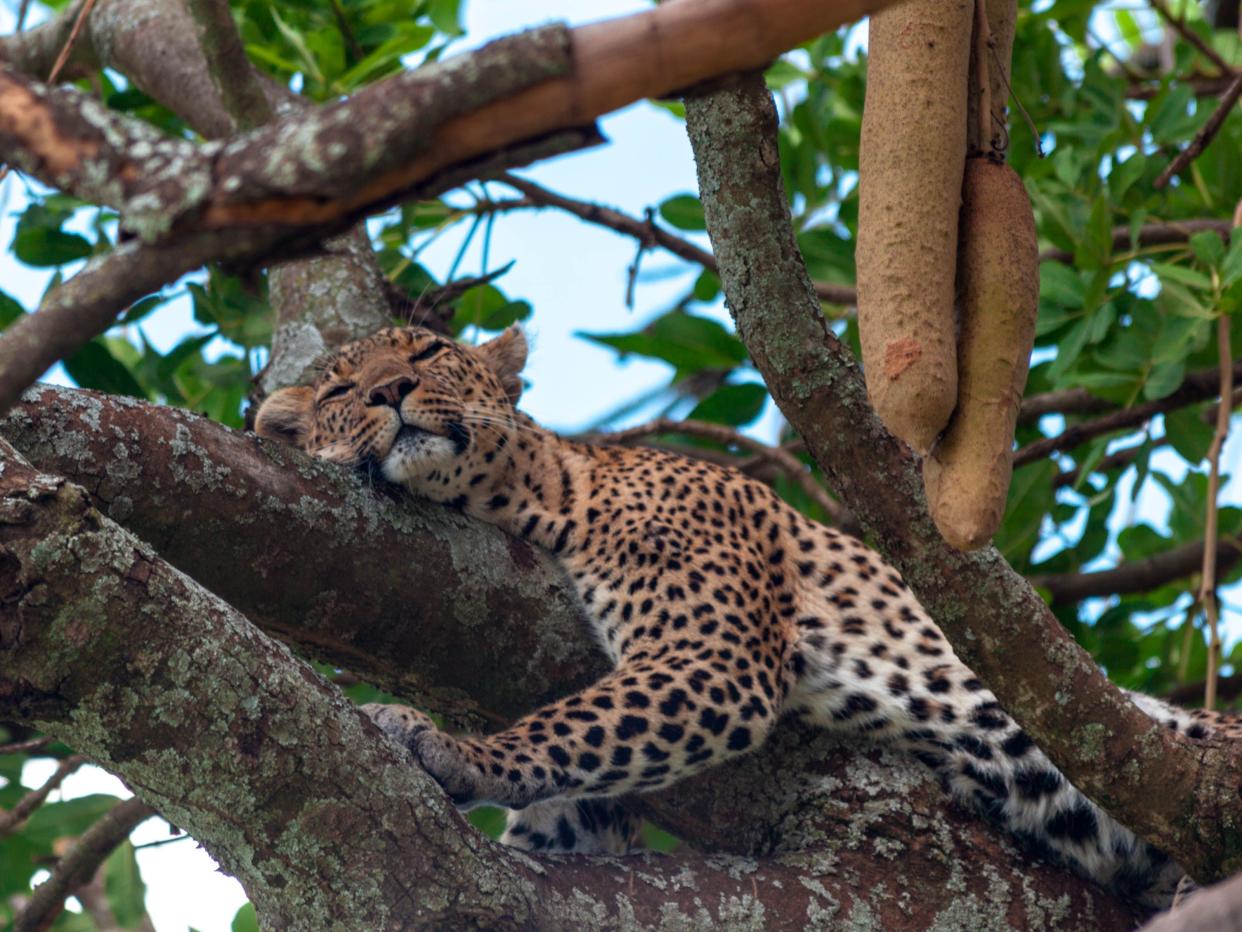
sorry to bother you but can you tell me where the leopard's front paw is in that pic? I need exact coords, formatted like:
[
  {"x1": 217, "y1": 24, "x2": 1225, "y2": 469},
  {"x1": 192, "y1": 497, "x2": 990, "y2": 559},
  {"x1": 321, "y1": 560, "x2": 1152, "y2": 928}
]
[
  {"x1": 361, "y1": 703, "x2": 435, "y2": 749},
  {"x1": 361, "y1": 704, "x2": 486, "y2": 806},
  {"x1": 410, "y1": 729, "x2": 485, "y2": 807}
]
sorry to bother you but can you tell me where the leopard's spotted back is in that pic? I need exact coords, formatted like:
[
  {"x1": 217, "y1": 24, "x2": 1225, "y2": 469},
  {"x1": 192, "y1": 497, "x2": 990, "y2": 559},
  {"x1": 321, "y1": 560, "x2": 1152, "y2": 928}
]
[{"x1": 256, "y1": 326, "x2": 1242, "y2": 909}]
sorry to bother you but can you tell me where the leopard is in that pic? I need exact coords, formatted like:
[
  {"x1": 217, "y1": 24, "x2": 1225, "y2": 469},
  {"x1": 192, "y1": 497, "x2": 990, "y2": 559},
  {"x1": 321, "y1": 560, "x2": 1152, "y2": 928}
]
[{"x1": 254, "y1": 324, "x2": 1242, "y2": 909}]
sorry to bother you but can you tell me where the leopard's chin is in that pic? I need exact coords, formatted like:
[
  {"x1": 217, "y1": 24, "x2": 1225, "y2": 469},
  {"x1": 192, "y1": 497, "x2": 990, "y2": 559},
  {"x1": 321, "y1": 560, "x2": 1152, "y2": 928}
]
[{"x1": 380, "y1": 426, "x2": 456, "y2": 483}]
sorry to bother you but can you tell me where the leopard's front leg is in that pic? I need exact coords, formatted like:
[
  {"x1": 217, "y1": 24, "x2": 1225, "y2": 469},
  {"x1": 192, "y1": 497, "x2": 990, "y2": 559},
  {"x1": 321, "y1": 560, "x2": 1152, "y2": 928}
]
[{"x1": 363, "y1": 654, "x2": 780, "y2": 810}]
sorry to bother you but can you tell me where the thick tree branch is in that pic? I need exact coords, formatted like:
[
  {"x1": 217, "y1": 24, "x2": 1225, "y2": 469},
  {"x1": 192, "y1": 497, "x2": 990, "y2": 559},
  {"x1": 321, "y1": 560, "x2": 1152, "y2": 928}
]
[
  {"x1": 0, "y1": 0, "x2": 93, "y2": 80},
  {"x1": 13, "y1": 797, "x2": 155, "y2": 932},
  {"x1": 682, "y1": 71, "x2": 1242, "y2": 882},
  {"x1": 0, "y1": 385, "x2": 603, "y2": 724},
  {"x1": 1166, "y1": 673, "x2": 1242, "y2": 706},
  {"x1": 1031, "y1": 536, "x2": 1242, "y2": 605}
]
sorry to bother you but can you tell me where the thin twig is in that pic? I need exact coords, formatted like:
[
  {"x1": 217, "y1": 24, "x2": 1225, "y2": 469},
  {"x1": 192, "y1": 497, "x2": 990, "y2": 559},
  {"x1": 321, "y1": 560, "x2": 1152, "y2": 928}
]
[
  {"x1": 1198, "y1": 318, "x2": 1230, "y2": 709},
  {"x1": 497, "y1": 173, "x2": 859, "y2": 306},
  {"x1": 1126, "y1": 73, "x2": 1237, "y2": 99},
  {"x1": 0, "y1": 755, "x2": 86, "y2": 838},
  {"x1": 1154, "y1": 73, "x2": 1242, "y2": 190},
  {"x1": 1031, "y1": 535, "x2": 1242, "y2": 604},
  {"x1": 13, "y1": 796, "x2": 156, "y2": 932},
  {"x1": 1201, "y1": 202, "x2": 1242, "y2": 708},
  {"x1": 327, "y1": 0, "x2": 365, "y2": 64},
  {"x1": 595, "y1": 417, "x2": 853, "y2": 528},
  {"x1": 133, "y1": 832, "x2": 190, "y2": 851},
  {"x1": 45, "y1": 0, "x2": 99, "y2": 84},
  {"x1": 1036, "y1": 219, "x2": 1232, "y2": 264},
  {"x1": 1150, "y1": 0, "x2": 1235, "y2": 76},
  {"x1": 1014, "y1": 358, "x2": 1242, "y2": 466},
  {"x1": 0, "y1": 736, "x2": 54, "y2": 756}
]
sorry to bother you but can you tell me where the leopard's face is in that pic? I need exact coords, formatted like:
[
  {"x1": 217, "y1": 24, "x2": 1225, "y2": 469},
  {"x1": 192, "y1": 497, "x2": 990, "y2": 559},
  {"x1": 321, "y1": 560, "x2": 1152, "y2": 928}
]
[{"x1": 255, "y1": 326, "x2": 527, "y2": 500}]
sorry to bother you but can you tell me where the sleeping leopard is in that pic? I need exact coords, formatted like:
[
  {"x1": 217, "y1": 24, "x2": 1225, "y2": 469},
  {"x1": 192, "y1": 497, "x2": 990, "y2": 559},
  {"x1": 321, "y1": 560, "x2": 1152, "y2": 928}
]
[{"x1": 254, "y1": 324, "x2": 1241, "y2": 909}]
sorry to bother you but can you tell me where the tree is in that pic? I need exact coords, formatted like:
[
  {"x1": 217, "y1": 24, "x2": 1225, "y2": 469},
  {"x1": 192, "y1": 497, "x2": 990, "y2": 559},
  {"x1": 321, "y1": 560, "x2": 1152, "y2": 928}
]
[{"x1": 1, "y1": 0, "x2": 1241, "y2": 928}]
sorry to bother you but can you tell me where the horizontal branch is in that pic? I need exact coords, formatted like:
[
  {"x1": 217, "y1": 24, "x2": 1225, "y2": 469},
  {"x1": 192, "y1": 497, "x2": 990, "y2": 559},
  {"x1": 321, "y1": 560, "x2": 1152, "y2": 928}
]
[
  {"x1": 1166, "y1": 673, "x2": 1242, "y2": 707},
  {"x1": 1036, "y1": 219, "x2": 1233, "y2": 264},
  {"x1": 0, "y1": 385, "x2": 602, "y2": 724},
  {"x1": 1015, "y1": 359, "x2": 1242, "y2": 467},
  {"x1": 1031, "y1": 536, "x2": 1242, "y2": 605}
]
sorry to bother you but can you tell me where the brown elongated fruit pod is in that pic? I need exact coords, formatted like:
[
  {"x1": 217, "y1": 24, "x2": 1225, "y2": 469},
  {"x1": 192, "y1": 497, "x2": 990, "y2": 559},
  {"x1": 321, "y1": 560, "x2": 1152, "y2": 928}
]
[
  {"x1": 856, "y1": 0, "x2": 974, "y2": 455},
  {"x1": 924, "y1": 158, "x2": 1039, "y2": 551}
]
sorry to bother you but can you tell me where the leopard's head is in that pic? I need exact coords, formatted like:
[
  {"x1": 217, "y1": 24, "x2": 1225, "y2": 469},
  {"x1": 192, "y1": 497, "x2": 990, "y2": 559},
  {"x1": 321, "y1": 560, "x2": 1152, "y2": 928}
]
[{"x1": 254, "y1": 325, "x2": 527, "y2": 501}]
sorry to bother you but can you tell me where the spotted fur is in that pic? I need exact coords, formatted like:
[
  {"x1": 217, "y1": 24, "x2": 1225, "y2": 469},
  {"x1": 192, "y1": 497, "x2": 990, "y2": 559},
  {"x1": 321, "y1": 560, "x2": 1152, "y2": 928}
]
[{"x1": 256, "y1": 325, "x2": 1242, "y2": 907}]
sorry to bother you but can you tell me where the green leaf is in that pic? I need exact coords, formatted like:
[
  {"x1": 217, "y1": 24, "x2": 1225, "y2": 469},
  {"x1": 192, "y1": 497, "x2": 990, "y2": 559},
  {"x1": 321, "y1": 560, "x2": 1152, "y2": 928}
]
[
  {"x1": 120, "y1": 293, "x2": 168, "y2": 325},
  {"x1": 1109, "y1": 152, "x2": 1147, "y2": 199},
  {"x1": 269, "y1": 7, "x2": 324, "y2": 85},
  {"x1": 579, "y1": 311, "x2": 746, "y2": 373},
  {"x1": 452, "y1": 284, "x2": 531, "y2": 332},
  {"x1": 0, "y1": 290, "x2": 24, "y2": 328},
  {"x1": 764, "y1": 58, "x2": 806, "y2": 90},
  {"x1": 1146, "y1": 84, "x2": 1195, "y2": 144},
  {"x1": 13, "y1": 228, "x2": 92, "y2": 267},
  {"x1": 1076, "y1": 197, "x2": 1112, "y2": 268},
  {"x1": 1040, "y1": 264, "x2": 1086, "y2": 308},
  {"x1": 1164, "y1": 407, "x2": 1214, "y2": 463},
  {"x1": 427, "y1": 0, "x2": 464, "y2": 35},
  {"x1": 338, "y1": 24, "x2": 435, "y2": 89},
  {"x1": 23, "y1": 795, "x2": 121, "y2": 847},
  {"x1": 1152, "y1": 262, "x2": 1212, "y2": 291},
  {"x1": 1189, "y1": 231, "x2": 1226, "y2": 267},
  {"x1": 466, "y1": 806, "x2": 507, "y2": 840},
  {"x1": 1158, "y1": 280, "x2": 1215, "y2": 320},
  {"x1": 1222, "y1": 228, "x2": 1242, "y2": 288},
  {"x1": 64, "y1": 341, "x2": 147, "y2": 398},
  {"x1": 687, "y1": 383, "x2": 768, "y2": 426},
  {"x1": 658, "y1": 194, "x2": 705, "y2": 231},
  {"x1": 1046, "y1": 317, "x2": 1091, "y2": 382},
  {"x1": 1142, "y1": 359, "x2": 1185, "y2": 400},
  {"x1": 104, "y1": 841, "x2": 147, "y2": 928},
  {"x1": 232, "y1": 903, "x2": 260, "y2": 932},
  {"x1": 692, "y1": 269, "x2": 720, "y2": 302}
]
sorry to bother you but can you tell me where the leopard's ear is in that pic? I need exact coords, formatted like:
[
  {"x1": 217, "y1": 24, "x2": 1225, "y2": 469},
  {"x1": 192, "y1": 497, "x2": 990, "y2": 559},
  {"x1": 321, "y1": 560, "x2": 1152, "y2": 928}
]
[
  {"x1": 473, "y1": 325, "x2": 527, "y2": 404},
  {"x1": 253, "y1": 386, "x2": 315, "y2": 447}
]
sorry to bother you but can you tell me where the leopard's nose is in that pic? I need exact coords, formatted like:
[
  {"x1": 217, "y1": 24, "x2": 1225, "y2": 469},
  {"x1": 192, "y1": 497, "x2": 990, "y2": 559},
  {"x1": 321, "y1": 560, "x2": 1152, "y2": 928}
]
[{"x1": 367, "y1": 375, "x2": 417, "y2": 407}]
